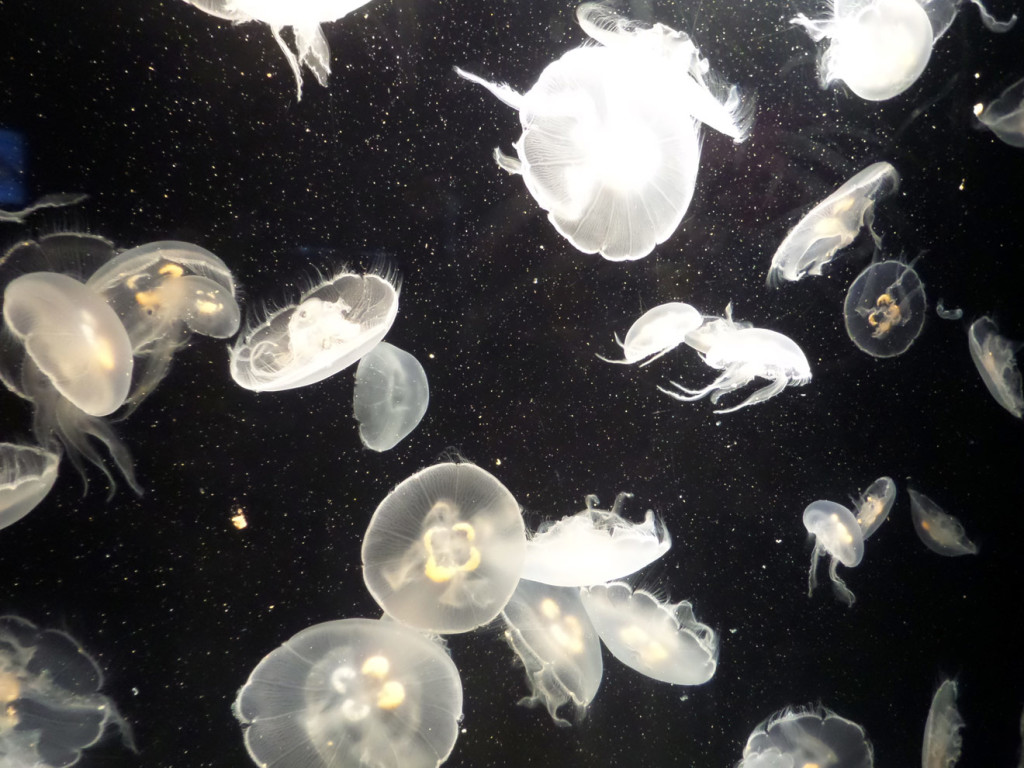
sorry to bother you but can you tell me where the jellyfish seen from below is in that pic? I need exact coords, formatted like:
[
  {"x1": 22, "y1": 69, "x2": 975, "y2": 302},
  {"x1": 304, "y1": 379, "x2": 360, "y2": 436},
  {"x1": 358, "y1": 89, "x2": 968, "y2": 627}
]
[
  {"x1": 455, "y1": 2, "x2": 754, "y2": 261},
  {"x1": 180, "y1": 0, "x2": 374, "y2": 100},
  {"x1": 968, "y1": 316, "x2": 1023, "y2": 418},
  {"x1": 0, "y1": 615, "x2": 135, "y2": 767},
  {"x1": 767, "y1": 162, "x2": 899, "y2": 286},
  {"x1": 362, "y1": 462, "x2": 527, "y2": 633},
  {"x1": 579, "y1": 581, "x2": 717, "y2": 685},
  {"x1": 501, "y1": 579, "x2": 603, "y2": 726},
  {"x1": 352, "y1": 341, "x2": 429, "y2": 451},
  {"x1": 230, "y1": 267, "x2": 399, "y2": 392},
  {"x1": 234, "y1": 618, "x2": 463, "y2": 768},
  {"x1": 844, "y1": 259, "x2": 926, "y2": 357},
  {"x1": 803, "y1": 500, "x2": 865, "y2": 605},
  {"x1": 521, "y1": 493, "x2": 670, "y2": 587},
  {"x1": 908, "y1": 489, "x2": 978, "y2": 556},
  {"x1": 739, "y1": 706, "x2": 873, "y2": 768},
  {"x1": 923, "y1": 679, "x2": 964, "y2": 768},
  {"x1": 596, "y1": 303, "x2": 702, "y2": 365},
  {"x1": 0, "y1": 443, "x2": 59, "y2": 531},
  {"x1": 975, "y1": 77, "x2": 1024, "y2": 147},
  {"x1": 854, "y1": 476, "x2": 896, "y2": 539}
]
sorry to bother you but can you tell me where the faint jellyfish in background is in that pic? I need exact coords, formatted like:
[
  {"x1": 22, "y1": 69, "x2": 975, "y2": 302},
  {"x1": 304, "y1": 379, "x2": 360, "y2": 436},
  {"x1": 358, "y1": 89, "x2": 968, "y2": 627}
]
[
  {"x1": 844, "y1": 258, "x2": 926, "y2": 357},
  {"x1": 234, "y1": 618, "x2": 463, "y2": 768},
  {"x1": 179, "y1": 0, "x2": 374, "y2": 100},
  {"x1": 521, "y1": 493, "x2": 670, "y2": 587},
  {"x1": 908, "y1": 489, "x2": 978, "y2": 556},
  {"x1": 230, "y1": 266, "x2": 399, "y2": 392},
  {"x1": 923, "y1": 679, "x2": 964, "y2": 768},
  {"x1": 0, "y1": 615, "x2": 135, "y2": 767},
  {"x1": 0, "y1": 443, "x2": 59, "y2": 531},
  {"x1": 455, "y1": 2, "x2": 754, "y2": 261},
  {"x1": 968, "y1": 316, "x2": 1023, "y2": 418},
  {"x1": 579, "y1": 581, "x2": 718, "y2": 685},
  {"x1": 854, "y1": 476, "x2": 896, "y2": 539},
  {"x1": 501, "y1": 579, "x2": 603, "y2": 726},
  {"x1": 975, "y1": 77, "x2": 1024, "y2": 147},
  {"x1": 803, "y1": 500, "x2": 864, "y2": 605},
  {"x1": 362, "y1": 462, "x2": 527, "y2": 633},
  {"x1": 738, "y1": 706, "x2": 873, "y2": 768},
  {"x1": 596, "y1": 303, "x2": 702, "y2": 365},
  {"x1": 936, "y1": 300, "x2": 963, "y2": 320},
  {"x1": 352, "y1": 341, "x2": 429, "y2": 451},
  {"x1": 767, "y1": 162, "x2": 899, "y2": 286}
]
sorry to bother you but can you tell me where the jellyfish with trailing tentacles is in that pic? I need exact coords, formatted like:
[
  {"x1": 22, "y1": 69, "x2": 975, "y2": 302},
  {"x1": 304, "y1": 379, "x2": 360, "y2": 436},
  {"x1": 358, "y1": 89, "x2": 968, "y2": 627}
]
[
  {"x1": 803, "y1": 500, "x2": 864, "y2": 605},
  {"x1": 596, "y1": 303, "x2": 702, "y2": 366}
]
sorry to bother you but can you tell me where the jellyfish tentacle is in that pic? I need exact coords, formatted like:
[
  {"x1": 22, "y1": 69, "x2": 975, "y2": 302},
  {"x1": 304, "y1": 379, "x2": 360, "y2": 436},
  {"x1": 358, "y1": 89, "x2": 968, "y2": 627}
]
[
  {"x1": 714, "y1": 377, "x2": 787, "y2": 414},
  {"x1": 828, "y1": 556, "x2": 856, "y2": 606}
]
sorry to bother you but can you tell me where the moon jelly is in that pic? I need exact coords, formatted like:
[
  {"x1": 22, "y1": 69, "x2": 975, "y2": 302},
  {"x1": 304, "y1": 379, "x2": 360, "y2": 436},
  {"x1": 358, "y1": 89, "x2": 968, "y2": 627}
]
[
  {"x1": 968, "y1": 316, "x2": 1023, "y2": 418},
  {"x1": 908, "y1": 489, "x2": 978, "y2": 556},
  {"x1": 234, "y1": 618, "x2": 463, "y2": 768},
  {"x1": 739, "y1": 706, "x2": 873, "y2": 768},
  {"x1": 596, "y1": 303, "x2": 702, "y2": 365},
  {"x1": 844, "y1": 259, "x2": 926, "y2": 357},
  {"x1": 923, "y1": 679, "x2": 964, "y2": 768},
  {"x1": 803, "y1": 500, "x2": 864, "y2": 605},
  {"x1": 352, "y1": 341, "x2": 429, "y2": 451},
  {"x1": 854, "y1": 476, "x2": 896, "y2": 539},
  {"x1": 975, "y1": 77, "x2": 1024, "y2": 147},
  {"x1": 0, "y1": 443, "x2": 59, "y2": 531}
]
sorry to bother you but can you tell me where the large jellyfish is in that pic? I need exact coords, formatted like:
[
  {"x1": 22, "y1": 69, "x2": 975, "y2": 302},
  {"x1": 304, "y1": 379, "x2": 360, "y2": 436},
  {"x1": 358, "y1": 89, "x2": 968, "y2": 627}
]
[
  {"x1": 923, "y1": 679, "x2": 964, "y2": 768},
  {"x1": 352, "y1": 341, "x2": 429, "y2": 451},
  {"x1": 579, "y1": 582, "x2": 718, "y2": 685},
  {"x1": 738, "y1": 706, "x2": 873, "y2": 768},
  {"x1": 180, "y1": 0, "x2": 374, "y2": 100},
  {"x1": 803, "y1": 500, "x2": 865, "y2": 605},
  {"x1": 908, "y1": 489, "x2": 978, "y2": 556},
  {"x1": 596, "y1": 303, "x2": 702, "y2": 365},
  {"x1": 844, "y1": 258, "x2": 926, "y2": 357},
  {"x1": 456, "y1": 2, "x2": 754, "y2": 261},
  {"x1": 0, "y1": 443, "x2": 59, "y2": 531},
  {"x1": 230, "y1": 267, "x2": 399, "y2": 392},
  {"x1": 234, "y1": 618, "x2": 463, "y2": 768},
  {"x1": 501, "y1": 579, "x2": 603, "y2": 726},
  {"x1": 767, "y1": 162, "x2": 899, "y2": 286},
  {"x1": 968, "y1": 316, "x2": 1023, "y2": 418},
  {"x1": 975, "y1": 77, "x2": 1024, "y2": 147},
  {"x1": 361, "y1": 462, "x2": 527, "y2": 633},
  {"x1": 853, "y1": 476, "x2": 896, "y2": 539},
  {"x1": 521, "y1": 493, "x2": 670, "y2": 587}
]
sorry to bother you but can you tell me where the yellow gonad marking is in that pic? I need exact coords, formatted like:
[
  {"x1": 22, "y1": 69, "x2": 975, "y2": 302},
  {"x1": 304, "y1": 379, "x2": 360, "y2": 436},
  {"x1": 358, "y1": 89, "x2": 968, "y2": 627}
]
[
  {"x1": 550, "y1": 615, "x2": 585, "y2": 655},
  {"x1": 539, "y1": 598, "x2": 560, "y2": 620},
  {"x1": 94, "y1": 338, "x2": 116, "y2": 371},
  {"x1": 377, "y1": 680, "x2": 405, "y2": 710},
  {"x1": 361, "y1": 656, "x2": 390, "y2": 679},
  {"x1": 868, "y1": 293, "x2": 902, "y2": 337},
  {"x1": 158, "y1": 263, "x2": 185, "y2": 277},
  {"x1": 134, "y1": 289, "x2": 161, "y2": 308},
  {"x1": 125, "y1": 274, "x2": 145, "y2": 290},
  {"x1": 804, "y1": 763, "x2": 821, "y2": 768},
  {"x1": 921, "y1": 520, "x2": 931, "y2": 531},
  {"x1": 195, "y1": 299, "x2": 222, "y2": 315},
  {"x1": 422, "y1": 524, "x2": 482, "y2": 583}
]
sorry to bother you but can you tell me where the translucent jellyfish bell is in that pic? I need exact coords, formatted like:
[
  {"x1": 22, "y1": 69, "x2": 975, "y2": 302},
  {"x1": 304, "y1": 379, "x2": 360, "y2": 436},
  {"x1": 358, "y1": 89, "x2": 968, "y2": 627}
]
[
  {"x1": 968, "y1": 316, "x2": 1023, "y2": 418},
  {"x1": 0, "y1": 443, "x2": 59, "y2": 531},
  {"x1": 908, "y1": 489, "x2": 978, "y2": 556},
  {"x1": 739, "y1": 706, "x2": 873, "y2": 768},
  {"x1": 362, "y1": 462, "x2": 527, "y2": 633},
  {"x1": 854, "y1": 476, "x2": 896, "y2": 539},
  {"x1": 521, "y1": 493, "x2": 671, "y2": 587},
  {"x1": 596, "y1": 303, "x2": 702, "y2": 365},
  {"x1": 767, "y1": 162, "x2": 900, "y2": 286},
  {"x1": 923, "y1": 679, "x2": 964, "y2": 768},
  {"x1": 579, "y1": 582, "x2": 718, "y2": 685},
  {"x1": 234, "y1": 618, "x2": 463, "y2": 768},
  {"x1": 230, "y1": 267, "x2": 399, "y2": 392},
  {"x1": 845, "y1": 258, "x2": 926, "y2": 357},
  {"x1": 803, "y1": 500, "x2": 865, "y2": 605},
  {"x1": 352, "y1": 341, "x2": 429, "y2": 451},
  {"x1": 975, "y1": 77, "x2": 1024, "y2": 147}
]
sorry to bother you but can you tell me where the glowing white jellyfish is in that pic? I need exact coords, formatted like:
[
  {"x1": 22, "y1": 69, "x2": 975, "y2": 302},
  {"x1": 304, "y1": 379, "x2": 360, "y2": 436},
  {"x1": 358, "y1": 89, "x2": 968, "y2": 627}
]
[
  {"x1": 0, "y1": 443, "x2": 59, "y2": 531},
  {"x1": 923, "y1": 679, "x2": 964, "y2": 768},
  {"x1": 908, "y1": 489, "x2": 978, "y2": 556},
  {"x1": 739, "y1": 706, "x2": 873, "y2": 768},
  {"x1": 854, "y1": 476, "x2": 896, "y2": 539},
  {"x1": 456, "y1": 2, "x2": 754, "y2": 261},
  {"x1": 767, "y1": 162, "x2": 899, "y2": 286},
  {"x1": 845, "y1": 258, "x2": 926, "y2": 357},
  {"x1": 596, "y1": 303, "x2": 702, "y2": 365},
  {"x1": 975, "y1": 77, "x2": 1024, "y2": 147},
  {"x1": 234, "y1": 618, "x2": 463, "y2": 768},
  {"x1": 803, "y1": 500, "x2": 864, "y2": 605},
  {"x1": 353, "y1": 341, "x2": 429, "y2": 451},
  {"x1": 968, "y1": 316, "x2": 1023, "y2": 418}
]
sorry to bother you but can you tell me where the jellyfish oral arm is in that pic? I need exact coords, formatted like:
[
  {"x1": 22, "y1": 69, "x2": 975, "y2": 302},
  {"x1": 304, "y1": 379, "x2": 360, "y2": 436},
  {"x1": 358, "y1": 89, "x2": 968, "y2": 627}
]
[{"x1": 454, "y1": 67, "x2": 525, "y2": 112}]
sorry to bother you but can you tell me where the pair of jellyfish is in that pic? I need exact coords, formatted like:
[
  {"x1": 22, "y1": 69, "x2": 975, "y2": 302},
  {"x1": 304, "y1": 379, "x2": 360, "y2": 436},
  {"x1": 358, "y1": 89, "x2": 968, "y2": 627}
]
[
  {"x1": 792, "y1": 0, "x2": 1016, "y2": 101},
  {"x1": 909, "y1": 489, "x2": 978, "y2": 556},
  {"x1": 352, "y1": 341, "x2": 429, "y2": 451},
  {"x1": 0, "y1": 442, "x2": 58, "y2": 531},
  {"x1": 767, "y1": 162, "x2": 899, "y2": 286},
  {"x1": 738, "y1": 706, "x2": 873, "y2": 768},
  {"x1": 234, "y1": 618, "x2": 463, "y2": 768},
  {"x1": 845, "y1": 258, "x2": 927, "y2": 357},
  {"x1": 975, "y1": 77, "x2": 1024, "y2": 147},
  {"x1": 968, "y1": 316, "x2": 1023, "y2": 418},
  {"x1": 457, "y1": 2, "x2": 754, "y2": 261},
  {"x1": 180, "y1": 0, "x2": 373, "y2": 100},
  {"x1": 923, "y1": 679, "x2": 965, "y2": 768}
]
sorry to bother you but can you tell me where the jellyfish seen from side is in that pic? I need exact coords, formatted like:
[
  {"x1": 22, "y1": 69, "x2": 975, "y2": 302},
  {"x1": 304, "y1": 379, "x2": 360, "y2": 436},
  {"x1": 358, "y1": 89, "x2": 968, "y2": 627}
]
[
  {"x1": 975, "y1": 77, "x2": 1024, "y2": 147},
  {"x1": 739, "y1": 706, "x2": 874, "y2": 768},
  {"x1": 234, "y1": 618, "x2": 463, "y2": 768},
  {"x1": 0, "y1": 443, "x2": 59, "y2": 531},
  {"x1": 968, "y1": 316, "x2": 1023, "y2": 418},
  {"x1": 908, "y1": 489, "x2": 978, "y2": 556},
  {"x1": 923, "y1": 679, "x2": 964, "y2": 768},
  {"x1": 803, "y1": 500, "x2": 865, "y2": 605},
  {"x1": 352, "y1": 341, "x2": 429, "y2": 451},
  {"x1": 844, "y1": 258, "x2": 926, "y2": 357},
  {"x1": 596, "y1": 302, "x2": 702, "y2": 365},
  {"x1": 854, "y1": 476, "x2": 896, "y2": 539}
]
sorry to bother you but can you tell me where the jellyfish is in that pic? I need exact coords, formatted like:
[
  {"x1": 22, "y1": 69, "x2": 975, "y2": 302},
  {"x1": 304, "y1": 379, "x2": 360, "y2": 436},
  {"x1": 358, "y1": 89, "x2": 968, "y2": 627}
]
[
  {"x1": 579, "y1": 582, "x2": 717, "y2": 685},
  {"x1": 975, "y1": 77, "x2": 1024, "y2": 147},
  {"x1": 936, "y1": 300, "x2": 963, "y2": 320},
  {"x1": 180, "y1": 0, "x2": 374, "y2": 100},
  {"x1": 0, "y1": 443, "x2": 59, "y2": 531},
  {"x1": 0, "y1": 192, "x2": 87, "y2": 223},
  {"x1": 767, "y1": 162, "x2": 899, "y2": 286},
  {"x1": 455, "y1": 2, "x2": 754, "y2": 262},
  {"x1": 0, "y1": 615, "x2": 135, "y2": 767},
  {"x1": 230, "y1": 267, "x2": 399, "y2": 392},
  {"x1": 521, "y1": 493, "x2": 670, "y2": 587},
  {"x1": 362, "y1": 462, "x2": 527, "y2": 633},
  {"x1": 681, "y1": 302, "x2": 753, "y2": 354},
  {"x1": 739, "y1": 706, "x2": 873, "y2": 768},
  {"x1": 234, "y1": 618, "x2": 463, "y2": 768},
  {"x1": 803, "y1": 500, "x2": 865, "y2": 605},
  {"x1": 844, "y1": 258, "x2": 926, "y2": 357},
  {"x1": 853, "y1": 476, "x2": 896, "y2": 539},
  {"x1": 908, "y1": 489, "x2": 978, "y2": 556},
  {"x1": 87, "y1": 241, "x2": 240, "y2": 415},
  {"x1": 352, "y1": 341, "x2": 429, "y2": 451},
  {"x1": 596, "y1": 303, "x2": 702, "y2": 365},
  {"x1": 968, "y1": 316, "x2": 1023, "y2": 418},
  {"x1": 923, "y1": 679, "x2": 964, "y2": 768},
  {"x1": 501, "y1": 579, "x2": 603, "y2": 726}
]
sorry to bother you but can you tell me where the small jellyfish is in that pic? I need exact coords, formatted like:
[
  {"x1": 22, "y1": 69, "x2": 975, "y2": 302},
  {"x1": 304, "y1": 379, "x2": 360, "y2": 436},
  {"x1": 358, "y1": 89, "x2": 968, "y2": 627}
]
[
  {"x1": 596, "y1": 302, "x2": 702, "y2": 365},
  {"x1": 456, "y1": 2, "x2": 753, "y2": 261},
  {"x1": 936, "y1": 299, "x2": 963, "y2": 320},
  {"x1": 739, "y1": 706, "x2": 873, "y2": 768},
  {"x1": 0, "y1": 443, "x2": 59, "y2": 531},
  {"x1": 234, "y1": 618, "x2": 463, "y2": 768},
  {"x1": 521, "y1": 493, "x2": 671, "y2": 587},
  {"x1": 923, "y1": 679, "x2": 964, "y2": 768},
  {"x1": 180, "y1": 0, "x2": 374, "y2": 100},
  {"x1": 352, "y1": 341, "x2": 429, "y2": 451},
  {"x1": 579, "y1": 581, "x2": 717, "y2": 685},
  {"x1": 844, "y1": 258, "x2": 926, "y2": 357},
  {"x1": 767, "y1": 162, "x2": 899, "y2": 286},
  {"x1": 362, "y1": 462, "x2": 527, "y2": 633},
  {"x1": 501, "y1": 579, "x2": 603, "y2": 726},
  {"x1": 803, "y1": 500, "x2": 865, "y2": 605},
  {"x1": 968, "y1": 316, "x2": 1023, "y2": 418},
  {"x1": 908, "y1": 489, "x2": 978, "y2": 556},
  {"x1": 854, "y1": 476, "x2": 896, "y2": 539},
  {"x1": 230, "y1": 267, "x2": 399, "y2": 392},
  {"x1": 975, "y1": 77, "x2": 1024, "y2": 147}
]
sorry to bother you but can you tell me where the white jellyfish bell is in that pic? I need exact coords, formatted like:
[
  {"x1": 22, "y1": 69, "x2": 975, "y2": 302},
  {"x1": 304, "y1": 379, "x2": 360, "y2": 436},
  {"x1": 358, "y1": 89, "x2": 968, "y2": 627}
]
[{"x1": 802, "y1": 500, "x2": 865, "y2": 605}]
